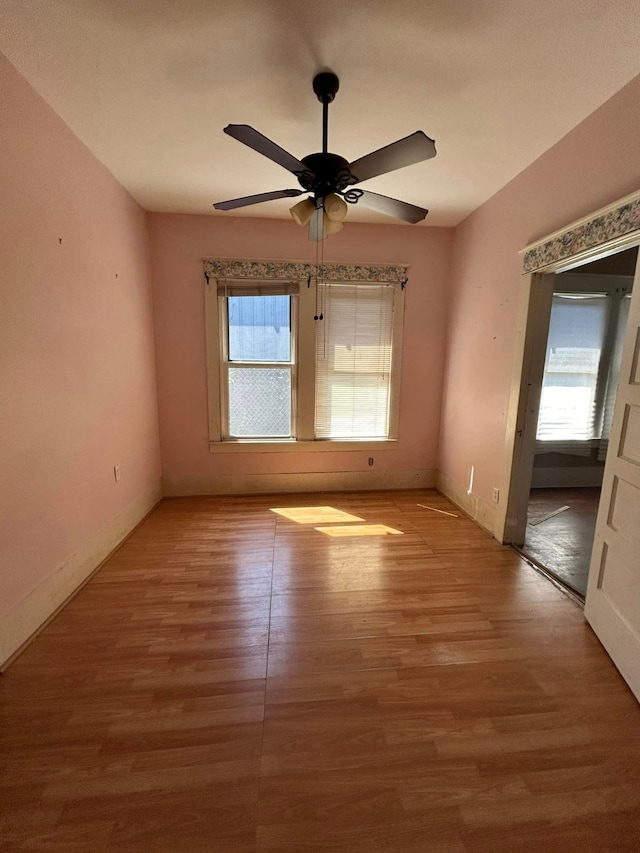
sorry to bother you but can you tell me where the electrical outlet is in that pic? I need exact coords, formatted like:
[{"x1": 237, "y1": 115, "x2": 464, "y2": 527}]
[
  {"x1": 114, "y1": 465, "x2": 121, "y2": 483},
  {"x1": 368, "y1": 457, "x2": 374, "y2": 466},
  {"x1": 492, "y1": 487, "x2": 500, "y2": 504}
]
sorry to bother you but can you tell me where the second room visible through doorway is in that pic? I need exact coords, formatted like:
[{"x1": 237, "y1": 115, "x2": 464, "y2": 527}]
[{"x1": 521, "y1": 245, "x2": 638, "y2": 597}]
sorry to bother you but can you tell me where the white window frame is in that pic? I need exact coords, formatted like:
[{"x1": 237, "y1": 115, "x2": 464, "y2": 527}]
[
  {"x1": 205, "y1": 273, "x2": 405, "y2": 453},
  {"x1": 218, "y1": 288, "x2": 298, "y2": 440}
]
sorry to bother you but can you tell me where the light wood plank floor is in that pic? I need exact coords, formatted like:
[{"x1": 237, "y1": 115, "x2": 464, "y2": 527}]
[{"x1": 2, "y1": 490, "x2": 640, "y2": 852}]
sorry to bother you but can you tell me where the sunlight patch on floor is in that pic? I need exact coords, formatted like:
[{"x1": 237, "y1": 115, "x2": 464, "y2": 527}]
[
  {"x1": 270, "y1": 506, "x2": 364, "y2": 524},
  {"x1": 314, "y1": 524, "x2": 403, "y2": 537}
]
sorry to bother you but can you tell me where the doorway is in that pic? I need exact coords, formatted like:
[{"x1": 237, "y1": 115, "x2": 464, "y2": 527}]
[{"x1": 510, "y1": 246, "x2": 637, "y2": 597}]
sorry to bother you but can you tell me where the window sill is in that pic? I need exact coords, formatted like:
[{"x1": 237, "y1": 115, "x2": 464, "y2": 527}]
[{"x1": 208, "y1": 439, "x2": 398, "y2": 454}]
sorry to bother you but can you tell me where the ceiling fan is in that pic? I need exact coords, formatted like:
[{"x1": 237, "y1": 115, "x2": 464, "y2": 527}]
[{"x1": 213, "y1": 71, "x2": 436, "y2": 239}]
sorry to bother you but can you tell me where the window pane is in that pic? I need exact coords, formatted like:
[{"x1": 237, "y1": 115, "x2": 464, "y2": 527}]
[
  {"x1": 228, "y1": 295, "x2": 291, "y2": 362},
  {"x1": 537, "y1": 294, "x2": 607, "y2": 441},
  {"x1": 228, "y1": 367, "x2": 291, "y2": 437}
]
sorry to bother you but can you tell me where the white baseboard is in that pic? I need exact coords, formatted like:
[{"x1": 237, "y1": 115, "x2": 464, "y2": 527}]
[
  {"x1": 436, "y1": 471, "x2": 498, "y2": 537},
  {"x1": 163, "y1": 469, "x2": 437, "y2": 497},
  {"x1": 531, "y1": 466, "x2": 604, "y2": 488},
  {"x1": 0, "y1": 481, "x2": 162, "y2": 669}
]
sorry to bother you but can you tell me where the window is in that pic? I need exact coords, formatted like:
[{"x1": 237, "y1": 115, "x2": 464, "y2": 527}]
[
  {"x1": 536, "y1": 287, "x2": 632, "y2": 452},
  {"x1": 315, "y1": 284, "x2": 395, "y2": 439},
  {"x1": 537, "y1": 294, "x2": 608, "y2": 442},
  {"x1": 220, "y1": 285, "x2": 296, "y2": 439},
  {"x1": 206, "y1": 274, "x2": 404, "y2": 450}
]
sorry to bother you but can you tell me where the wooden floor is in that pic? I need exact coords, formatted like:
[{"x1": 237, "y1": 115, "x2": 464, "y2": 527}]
[
  {"x1": 524, "y1": 488, "x2": 601, "y2": 597},
  {"x1": 2, "y1": 490, "x2": 640, "y2": 852}
]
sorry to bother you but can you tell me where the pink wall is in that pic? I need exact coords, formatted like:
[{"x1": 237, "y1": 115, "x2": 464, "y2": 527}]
[
  {"x1": 0, "y1": 56, "x2": 161, "y2": 617},
  {"x1": 439, "y1": 73, "x2": 640, "y2": 512},
  {"x1": 6, "y1": 45, "x2": 635, "y2": 604},
  {"x1": 149, "y1": 214, "x2": 452, "y2": 482}
]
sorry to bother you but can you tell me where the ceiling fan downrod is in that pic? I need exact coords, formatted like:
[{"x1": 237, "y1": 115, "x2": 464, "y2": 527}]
[
  {"x1": 312, "y1": 71, "x2": 339, "y2": 155},
  {"x1": 297, "y1": 72, "x2": 355, "y2": 201}
]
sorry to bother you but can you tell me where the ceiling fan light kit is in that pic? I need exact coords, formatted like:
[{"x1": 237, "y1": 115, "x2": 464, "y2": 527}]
[
  {"x1": 324, "y1": 192, "x2": 348, "y2": 222},
  {"x1": 322, "y1": 215, "x2": 344, "y2": 235},
  {"x1": 213, "y1": 71, "x2": 436, "y2": 238},
  {"x1": 290, "y1": 197, "x2": 316, "y2": 227}
]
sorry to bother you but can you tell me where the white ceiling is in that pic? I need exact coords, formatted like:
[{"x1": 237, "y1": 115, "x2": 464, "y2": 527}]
[{"x1": 2, "y1": 0, "x2": 640, "y2": 226}]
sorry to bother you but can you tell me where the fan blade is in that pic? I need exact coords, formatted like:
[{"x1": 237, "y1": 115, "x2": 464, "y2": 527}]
[
  {"x1": 224, "y1": 125, "x2": 310, "y2": 175},
  {"x1": 213, "y1": 189, "x2": 303, "y2": 211},
  {"x1": 356, "y1": 190, "x2": 428, "y2": 224},
  {"x1": 349, "y1": 131, "x2": 436, "y2": 184}
]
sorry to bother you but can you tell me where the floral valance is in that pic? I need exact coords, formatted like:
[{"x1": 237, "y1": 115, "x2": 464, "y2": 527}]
[
  {"x1": 522, "y1": 191, "x2": 640, "y2": 273},
  {"x1": 203, "y1": 258, "x2": 409, "y2": 284}
]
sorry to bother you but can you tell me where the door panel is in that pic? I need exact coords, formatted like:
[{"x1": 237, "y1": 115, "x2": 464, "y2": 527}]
[
  {"x1": 619, "y1": 405, "x2": 640, "y2": 462},
  {"x1": 585, "y1": 257, "x2": 640, "y2": 702}
]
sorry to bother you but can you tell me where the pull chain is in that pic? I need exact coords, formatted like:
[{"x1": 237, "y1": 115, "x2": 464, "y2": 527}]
[{"x1": 314, "y1": 220, "x2": 320, "y2": 320}]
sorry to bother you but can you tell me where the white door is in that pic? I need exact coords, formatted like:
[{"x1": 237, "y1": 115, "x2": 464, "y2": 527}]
[{"x1": 585, "y1": 254, "x2": 640, "y2": 702}]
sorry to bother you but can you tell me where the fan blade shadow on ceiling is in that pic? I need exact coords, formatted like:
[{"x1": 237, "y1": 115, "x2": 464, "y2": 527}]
[
  {"x1": 349, "y1": 131, "x2": 436, "y2": 185},
  {"x1": 214, "y1": 189, "x2": 303, "y2": 211},
  {"x1": 224, "y1": 125, "x2": 311, "y2": 175},
  {"x1": 355, "y1": 190, "x2": 428, "y2": 223}
]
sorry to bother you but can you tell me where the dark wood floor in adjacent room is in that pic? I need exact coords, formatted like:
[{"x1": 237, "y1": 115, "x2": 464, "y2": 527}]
[
  {"x1": 2, "y1": 490, "x2": 640, "y2": 852},
  {"x1": 524, "y1": 487, "x2": 601, "y2": 597}
]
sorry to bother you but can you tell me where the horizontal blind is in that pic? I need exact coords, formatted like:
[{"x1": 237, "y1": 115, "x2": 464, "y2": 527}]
[
  {"x1": 536, "y1": 293, "x2": 608, "y2": 446},
  {"x1": 315, "y1": 283, "x2": 395, "y2": 439}
]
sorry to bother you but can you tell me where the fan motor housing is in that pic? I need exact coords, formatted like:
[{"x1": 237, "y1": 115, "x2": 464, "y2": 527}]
[
  {"x1": 298, "y1": 153, "x2": 354, "y2": 196},
  {"x1": 313, "y1": 72, "x2": 340, "y2": 104}
]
